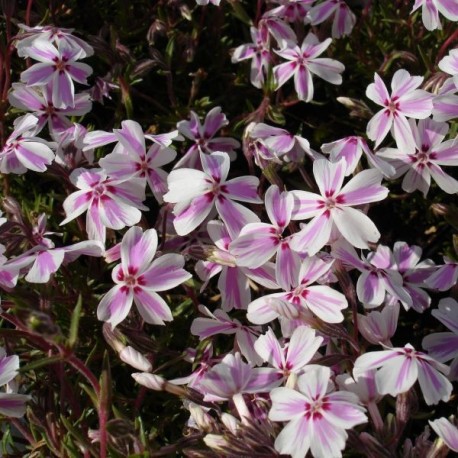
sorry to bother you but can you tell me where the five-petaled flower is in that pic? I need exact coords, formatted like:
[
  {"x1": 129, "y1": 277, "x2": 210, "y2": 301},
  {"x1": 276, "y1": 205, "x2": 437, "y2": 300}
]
[
  {"x1": 273, "y1": 32, "x2": 344, "y2": 102},
  {"x1": 269, "y1": 365, "x2": 367, "y2": 458},
  {"x1": 97, "y1": 226, "x2": 192, "y2": 328}
]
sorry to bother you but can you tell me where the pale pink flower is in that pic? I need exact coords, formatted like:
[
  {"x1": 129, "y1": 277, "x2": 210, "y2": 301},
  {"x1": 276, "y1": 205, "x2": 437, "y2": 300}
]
[
  {"x1": 269, "y1": 365, "x2": 367, "y2": 458},
  {"x1": 163, "y1": 152, "x2": 261, "y2": 238},
  {"x1": 99, "y1": 120, "x2": 177, "y2": 203},
  {"x1": 230, "y1": 185, "x2": 300, "y2": 290},
  {"x1": 290, "y1": 158, "x2": 388, "y2": 255},
  {"x1": 195, "y1": 220, "x2": 277, "y2": 311},
  {"x1": 251, "y1": 123, "x2": 320, "y2": 163},
  {"x1": 366, "y1": 69, "x2": 433, "y2": 153},
  {"x1": 16, "y1": 24, "x2": 94, "y2": 58},
  {"x1": 411, "y1": 0, "x2": 458, "y2": 30},
  {"x1": 232, "y1": 26, "x2": 271, "y2": 90},
  {"x1": 20, "y1": 40, "x2": 92, "y2": 109},
  {"x1": 273, "y1": 32, "x2": 344, "y2": 102},
  {"x1": 309, "y1": 0, "x2": 357, "y2": 38},
  {"x1": 8, "y1": 240, "x2": 104, "y2": 284},
  {"x1": 422, "y1": 298, "x2": 458, "y2": 380},
  {"x1": 378, "y1": 118, "x2": 458, "y2": 196},
  {"x1": 429, "y1": 417, "x2": 458, "y2": 452},
  {"x1": 321, "y1": 135, "x2": 395, "y2": 177},
  {"x1": 97, "y1": 226, "x2": 191, "y2": 328},
  {"x1": 332, "y1": 241, "x2": 412, "y2": 308},
  {"x1": 258, "y1": 16, "x2": 296, "y2": 46},
  {"x1": 265, "y1": 0, "x2": 314, "y2": 23},
  {"x1": 354, "y1": 343, "x2": 453, "y2": 405},
  {"x1": 0, "y1": 114, "x2": 55, "y2": 174},
  {"x1": 199, "y1": 352, "x2": 281, "y2": 402},
  {"x1": 191, "y1": 305, "x2": 262, "y2": 365},
  {"x1": 8, "y1": 83, "x2": 92, "y2": 134},
  {"x1": 54, "y1": 123, "x2": 94, "y2": 168},
  {"x1": 176, "y1": 107, "x2": 240, "y2": 168},
  {"x1": 392, "y1": 241, "x2": 436, "y2": 312},
  {"x1": 0, "y1": 348, "x2": 31, "y2": 418},
  {"x1": 254, "y1": 326, "x2": 323, "y2": 383},
  {"x1": 358, "y1": 303, "x2": 399, "y2": 346},
  {"x1": 336, "y1": 370, "x2": 381, "y2": 405},
  {"x1": 247, "y1": 255, "x2": 348, "y2": 325},
  {"x1": 60, "y1": 168, "x2": 147, "y2": 244}
]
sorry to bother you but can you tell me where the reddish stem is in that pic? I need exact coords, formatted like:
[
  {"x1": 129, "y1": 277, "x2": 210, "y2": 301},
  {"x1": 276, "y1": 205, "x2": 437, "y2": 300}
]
[{"x1": 437, "y1": 28, "x2": 458, "y2": 64}]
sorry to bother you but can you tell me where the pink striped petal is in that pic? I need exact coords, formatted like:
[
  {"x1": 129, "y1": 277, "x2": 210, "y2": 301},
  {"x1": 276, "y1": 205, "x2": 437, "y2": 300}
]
[
  {"x1": 429, "y1": 418, "x2": 458, "y2": 452},
  {"x1": 25, "y1": 249, "x2": 65, "y2": 283},
  {"x1": 265, "y1": 185, "x2": 293, "y2": 229},
  {"x1": 224, "y1": 176, "x2": 261, "y2": 203},
  {"x1": 172, "y1": 194, "x2": 215, "y2": 236},
  {"x1": 133, "y1": 289, "x2": 173, "y2": 325},
  {"x1": 97, "y1": 285, "x2": 134, "y2": 327},
  {"x1": 339, "y1": 169, "x2": 387, "y2": 206},
  {"x1": 254, "y1": 328, "x2": 285, "y2": 370},
  {"x1": 294, "y1": 65, "x2": 313, "y2": 102},
  {"x1": 366, "y1": 73, "x2": 390, "y2": 106},
  {"x1": 367, "y1": 109, "x2": 392, "y2": 146},
  {"x1": 416, "y1": 359, "x2": 452, "y2": 405},
  {"x1": 216, "y1": 197, "x2": 260, "y2": 240},
  {"x1": 304, "y1": 285, "x2": 347, "y2": 323},
  {"x1": 121, "y1": 226, "x2": 158, "y2": 274},
  {"x1": 218, "y1": 266, "x2": 250, "y2": 311},
  {"x1": 291, "y1": 212, "x2": 333, "y2": 255},
  {"x1": 140, "y1": 253, "x2": 190, "y2": 291}
]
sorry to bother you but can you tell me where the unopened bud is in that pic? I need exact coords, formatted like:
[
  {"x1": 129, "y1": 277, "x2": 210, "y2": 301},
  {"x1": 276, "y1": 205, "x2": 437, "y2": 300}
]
[{"x1": 119, "y1": 346, "x2": 152, "y2": 372}]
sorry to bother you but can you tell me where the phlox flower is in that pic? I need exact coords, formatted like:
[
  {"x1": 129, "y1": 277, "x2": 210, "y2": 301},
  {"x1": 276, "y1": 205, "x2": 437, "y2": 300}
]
[
  {"x1": 332, "y1": 241, "x2": 412, "y2": 308},
  {"x1": 309, "y1": 0, "x2": 357, "y2": 38},
  {"x1": 366, "y1": 69, "x2": 433, "y2": 153},
  {"x1": 54, "y1": 123, "x2": 94, "y2": 168},
  {"x1": 20, "y1": 40, "x2": 92, "y2": 109},
  {"x1": 290, "y1": 158, "x2": 388, "y2": 255},
  {"x1": 191, "y1": 305, "x2": 262, "y2": 365},
  {"x1": 199, "y1": 352, "x2": 281, "y2": 402},
  {"x1": 16, "y1": 24, "x2": 94, "y2": 58},
  {"x1": 273, "y1": 32, "x2": 344, "y2": 102},
  {"x1": 357, "y1": 304, "x2": 399, "y2": 346},
  {"x1": 0, "y1": 348, "x2": 30, "y2": 417},
  {"x1": 250, "y1": 123, "x2": 320, "y2": 163},
  {"x1": 0, "y1": 114, "x2": 55, "y2": 174},
  {"x1": 269, "y1": 365, "x2": 367, "y2": 458},
  {"x1": 97, "y1": 226, "x2": 191, "y2": 328},
  {"x1": 392, "y1": 241, "x2": 436, "y2": 312},
  {"x1": 411, "y1": 0, "x2": 458, "y2": 31},
  {"x1": 60, "y1": 168, "x2": 147, "y2": 244},
  {"x1": 163, "y1": 151, "x2": 261, "y2": 238},
  {"x1": 429, "y1": 417, "x2": 458, "y2": 452},
  {"x1": 7, "y1": 240, "x2": 104, "y2": 284},
  {"x1": 247, "y1": 255, "x2": 348, "y2": 325},
  {"x1": 232, "y1": 26, "x2": 271, "y2": 90},
  {"x1": 8, "y1": 83, "x2": 92, "y2": 134},
  {"x1": 176, "y1": 107, "x2": 240, "y2": 168},
  {"x1": 265, "y1": 0, "x2": 314, "y2": 23},
  {"x1": 422, "y1": 298, "x2": 458, "y2": 380},
  {"x1": 354, "y1": 343, "x2": 453, "y2": 405},
  {"x1": 321, "y1": 135, "x2": 394, "y2": 177},
  {"x1": 98, "y1": 120, "x2": 177, "y2": 202},
  {"x1": 254, "y1": 326, "x2": 323, "y2": 384},
  {"x1": 230, "y1": 185, "x2": 302, "y2": 290},
  {"x1": 378, "y1": 118, "x2": 458, "y2": 196},
  {"x1": 195, "y1": 220, "x2": 277, "y2": 311}
]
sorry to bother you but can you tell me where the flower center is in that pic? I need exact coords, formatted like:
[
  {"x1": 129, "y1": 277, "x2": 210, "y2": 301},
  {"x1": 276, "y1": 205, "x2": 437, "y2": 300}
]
[
  {"x1": 93, "y1": 184, "x2": 105, "y2": 197},
  {"x1": 124, "y1": 274, "x2": 137, "y2": 287}
]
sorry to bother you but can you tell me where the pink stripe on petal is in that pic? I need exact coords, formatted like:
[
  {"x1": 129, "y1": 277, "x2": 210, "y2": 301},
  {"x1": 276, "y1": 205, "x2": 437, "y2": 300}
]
[
  {"x1": 133, "y1": 289, "x2": 173, "y2": 325},
  {"x1": 140, "y1": 253, "x2": 190, "y2": 291},
  {"x1": 97, "y1": 285, "x2": 133, "y2": 327},
  {"x1": 216, "y1": 197, "x2": 260, "y2": 240},
  {"x1": 367, "y1": 109, "x2": 392, "y2": 146},
  {"x1": 224, "y1": 176, "x2": 261, "y2": 203}
]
